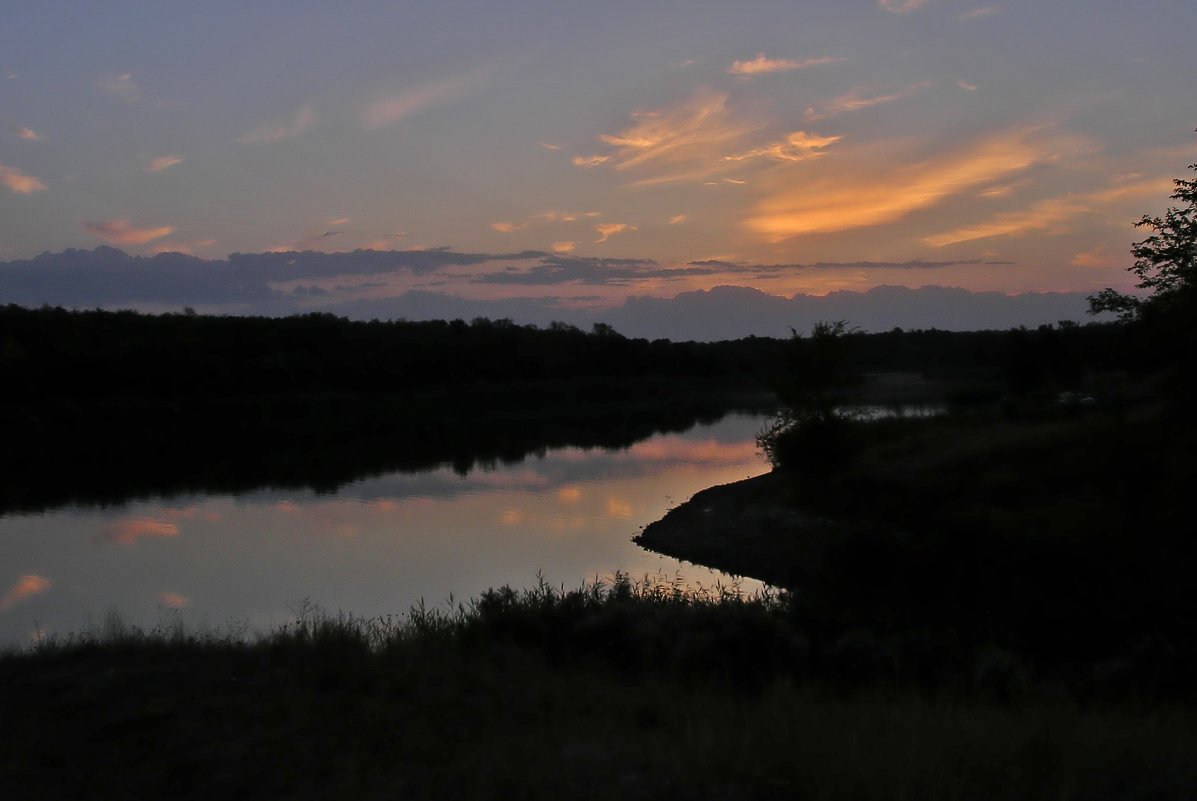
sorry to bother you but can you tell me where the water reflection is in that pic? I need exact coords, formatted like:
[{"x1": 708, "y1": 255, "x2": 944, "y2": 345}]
[
  {"x1": 1, "y1": 399, "x2": 749, "y2": 516},
  {"x1": 0, "y1": 413, "x2": 772, "y2": 647}
]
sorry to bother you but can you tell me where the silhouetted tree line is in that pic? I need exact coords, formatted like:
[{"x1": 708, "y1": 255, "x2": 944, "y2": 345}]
[
  {"x1": 1, "y1": 304, "x2": 1128, "y2": 404},
  {"x1": 0, "y1": 306, "x2": 786, "y2": 401}
]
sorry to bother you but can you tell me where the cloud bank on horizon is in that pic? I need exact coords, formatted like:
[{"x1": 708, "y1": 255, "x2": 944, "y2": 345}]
[
  {"x1": 0, "y1": 246, "x2": 1108, "y2": 339},
  {"x1": 1, "y1": 0, "x2": 1195, "y2": 314}
]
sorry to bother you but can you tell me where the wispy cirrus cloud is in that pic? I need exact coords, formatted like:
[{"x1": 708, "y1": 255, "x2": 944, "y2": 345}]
[
  {"x1": 145, "y1": 237, "x2": 217, "y2": 256},
  {"x1": 725, "y1": 130, "x2": 842, "y2": 163},
  {"x1": 362, "y1": 69, "x2": 488, "y2": 129},
  {"x1": 594, "y1": 223, "x2": 636, "y2": 243},
  {"x1": 805, "y1": 82, "x2": 930, "y2": 121},
  {"x1": 959, "y1": 6, "x2": 999, "y2": 20},
  {"x1": 13, "y1": 126, "x2": 40, "y2": 141},
  {"x1": 0, "y1": 163, "x2": 46, "y2": 194},
  {"x1": 491, "y1": 210, "x2": 601, "y2": 233},
  {"x1": 98, "y1": 72, "x2": 138, "y2": 101},
  {"x1": 84, "y1": 219, "x2": 176, "y2": 245},
  {"x1": 924, "y1": 177, "x2": 1174, "y2": 247},
  {"x1": 746, "y1": 128, "x2": 1053, "y2": 241},
  {"x1": 727, "y1": 53, "x2": 840, "y2": 76},
  {"x1": 238, "y1": 106, "x2": 315, "y2": 144},
  {"x1": 584, "y1": 89, "x2": 759, "y2": 186},
  {"x1": 669, "y1": 214, "x2": 688, "y2": 225},
  {"x1": 146, "y1": 155, "x2": 184, "y2": 172},
  {"x1": 572, "y1": 154, "x2": 610, "y2": 168},
  {"x1": 879, "y1": 0, "x2": 932, "y2": 13},
  {"x1": 0, "y1": 575, "x2": 51, "y2": 611}
]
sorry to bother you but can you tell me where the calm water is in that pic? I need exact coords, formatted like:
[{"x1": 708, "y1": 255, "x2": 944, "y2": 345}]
[{"x1": 0, "y1": 412, "x2": 771, "y2": 647}]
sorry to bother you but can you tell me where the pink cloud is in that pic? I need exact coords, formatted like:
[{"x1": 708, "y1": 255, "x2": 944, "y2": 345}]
[
  {"x1": 146, "y1": 155, "x2": 184, "y2": 172},
  {"x1": 362, "y1": 70, "x2": 488, "y2": 129},
  {"x1": 84, "y1": 219, "x2": 176, "y2": 246},
  {"x1": 879, "y1": 0, "x2": 931, "y2": 13},
  {"x1": 728, "y1": 53, "x2": 839, "y2": 76},
  {"x1": 238, "y1": 106, "x2": 315, "y2": 144},
  {"x1": 0, "y1": 163, "x2": 46, "y2": 194}
]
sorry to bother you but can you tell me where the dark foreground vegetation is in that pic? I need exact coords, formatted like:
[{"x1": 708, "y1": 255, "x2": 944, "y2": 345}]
[{"x1": 4, "y1": 576, "x2": 1196, "y2": 801}]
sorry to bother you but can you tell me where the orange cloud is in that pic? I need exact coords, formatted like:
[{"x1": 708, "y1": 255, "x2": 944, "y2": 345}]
[
  {"x1": 592, "y1": 89, "x2": 759, "y2": 185},
  {"x1": 146, "y1": 155, "x2": 183, "y2": 172},
  {"x1": 725, "y1": 131, "x2": 842, "y2": 163},
  {"x1": 0, "y1": 575, "x2": 51, "y2": 611},
  {"x1": 99, "y1": 518, "x2": 180, "y2": 545},
  {"x1": 552, "y1": 241, "x2": 577, "y2": 253},
  {"x1": 923, "y1": 197, "x2": 1084, "y2": 247},
  {"x1": 668, "y1": 214, "x2": 688, "y2": 225},
  {"x1": 728, "y1": 53, "x2": 840, "y2": 76},
  {"x1": 495, "y1": 210, "x2": 601, "y2": 233},
  {"x1": 145, "y1": 238, "x2": 216, "y2": 257},
  {"x1": 238, "y1": 106, "x2": 315, "y2": 143},
  {"x1": 805, "y1": 82, "x2": 930, "y2": 121},
  {"x1": 0, "y1": 163, "x2": 46, "y2": 194},
  {"x1": 573, "y1": 154, "x2": 610, "y2": 167},
  {"x1": 594, "y1": 223, "x2": 636, "y2": 243},
  {"x1": 746, "y1": 129, "x2": 1051, "y2": 241},
  {"x1": 924, "y1": 177, "x2": 1174, "y2": 247},
  {"x1": 84, "y1": 219, "x2": 175, "y2": 245},
  {"x1": 15, "y1": 126, "x2": 40, "y2": 141},
  {"x1": 1071, "y1": 246, "x2": 1118, "y2": 268}
]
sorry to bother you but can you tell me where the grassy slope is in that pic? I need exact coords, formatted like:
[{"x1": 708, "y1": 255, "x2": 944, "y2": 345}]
[{"x1": 3, "y1": 581, "x2": 1196, "y2": 801}]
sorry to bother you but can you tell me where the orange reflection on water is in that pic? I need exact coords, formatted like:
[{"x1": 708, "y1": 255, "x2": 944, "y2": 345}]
[
  {"x1": 623, "y1": 438, "x2": 760, "y2": 464},
  {"x1": 0, "y1": 574, "x2": 51, "y2": 611},
  {"x1": 157, "y1": 591, "x2": 189, "y2": 609},
  {"x1": 605, "y1": 497, "x2": 633, "y2": 519},
  {"x1": 99, "y1": 518, "x2": 180, "y2": 545}
]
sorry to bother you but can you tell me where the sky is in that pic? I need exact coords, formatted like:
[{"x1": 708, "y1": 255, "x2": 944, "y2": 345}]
[{"x1": 2, "y1": 0, "x2": 1195, "y2": 329}]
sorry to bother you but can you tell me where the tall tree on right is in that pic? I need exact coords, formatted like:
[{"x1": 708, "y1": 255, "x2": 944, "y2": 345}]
[
  {"x1": 1090, "y1": 142, "x2": 1197, "y2": 320},
  {"x1": 1091, "y1": 136, "x2": 1197, "y2": 396}
]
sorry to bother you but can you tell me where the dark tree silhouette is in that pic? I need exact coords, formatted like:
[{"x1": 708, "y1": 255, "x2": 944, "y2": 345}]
[{"x1": 1090, "y1": 144, "x2": 1197, "y2": 319}]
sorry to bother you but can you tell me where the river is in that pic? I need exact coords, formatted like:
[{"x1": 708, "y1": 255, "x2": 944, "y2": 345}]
[{"x1": 0, "y1": 411, "x2": 772, "y2": 647}]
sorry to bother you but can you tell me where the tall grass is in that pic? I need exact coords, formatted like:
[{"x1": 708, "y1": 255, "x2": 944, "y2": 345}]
[{"x1": 4, "y1": 575, "x2": 1196, "y2": 799}]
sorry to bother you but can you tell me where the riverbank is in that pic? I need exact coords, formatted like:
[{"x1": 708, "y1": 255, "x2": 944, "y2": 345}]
[
  {"x1": 639, "y1": 402, "x2": 1197, "y2": 697},
  {"x1": 3, "y1": 578, "x2": 1195, "y2": 800}
]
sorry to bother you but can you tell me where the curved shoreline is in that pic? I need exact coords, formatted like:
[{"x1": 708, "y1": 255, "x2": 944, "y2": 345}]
[{"x1": 635, "y1": 469, "x2": 843, "y2": 590}]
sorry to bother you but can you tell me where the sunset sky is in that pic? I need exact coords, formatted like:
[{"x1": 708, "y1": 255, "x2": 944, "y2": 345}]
[{"x1": 2, "y1": 0, "x2": 1196, "y2": 314}]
